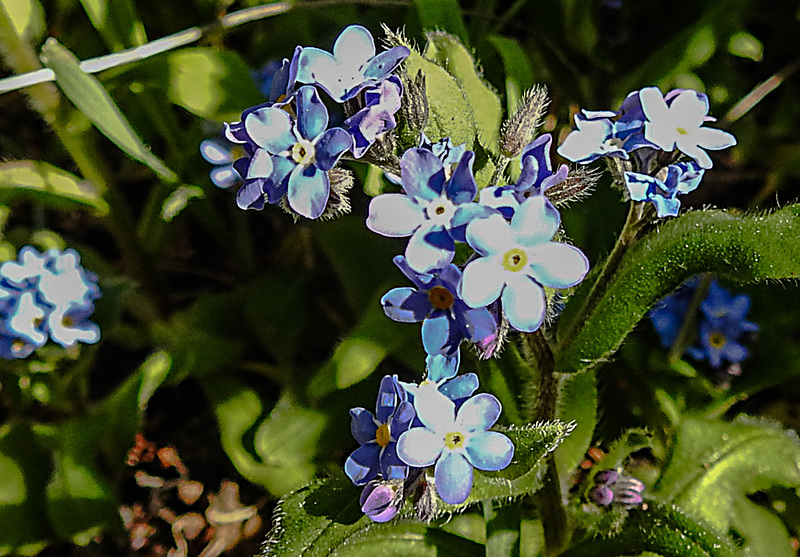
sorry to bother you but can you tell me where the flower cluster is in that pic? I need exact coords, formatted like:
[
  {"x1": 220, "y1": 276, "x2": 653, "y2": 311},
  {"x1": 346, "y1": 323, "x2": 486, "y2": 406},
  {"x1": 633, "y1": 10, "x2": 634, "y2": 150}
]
[
  {"x1": 0, "y1": 246, "x2": 101, "y2": 359},
  {"x1": 218, "y1": 25, "x2": 409, "y2": 219},
  {"x1": 558, "y1": 87, "x2": 736, "y2": 217},
  {"x1": 650, "y1": 277, "x2": 758, "y2": 376},
  {"x1": 344, "y1": 359, "x2": 514, "y2": 520}
]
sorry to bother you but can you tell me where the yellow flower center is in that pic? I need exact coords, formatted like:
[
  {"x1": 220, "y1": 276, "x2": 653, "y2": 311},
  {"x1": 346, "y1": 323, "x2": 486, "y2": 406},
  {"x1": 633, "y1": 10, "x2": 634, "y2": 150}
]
[
  {"x1": 444, "y1": 431, "x2": 465, "y2": 450},
  {"x1": 502, "y1": 248, "x2": 528, "y2": 273},
  {"x1": 291, "y1": 138, "x2": 316, "y2": 165},
  {"x1": 676, "y1": 126, "x2": 689, "y2": 135},
  {"x1": 375, "y1": 423, "x2": 391, "y2": 447},
  {"x1": 11, "y1": 339, "x2": 25, "y2": 353},
  {"x1": 62, "y1": 315, "x2": 74, "y2": 327},
  {"x1": 708, "y1": 331, "x2": 727, "y2": 349},
  {"x1": 428, "y1": 286, "x2": 455, "y2": 310}
]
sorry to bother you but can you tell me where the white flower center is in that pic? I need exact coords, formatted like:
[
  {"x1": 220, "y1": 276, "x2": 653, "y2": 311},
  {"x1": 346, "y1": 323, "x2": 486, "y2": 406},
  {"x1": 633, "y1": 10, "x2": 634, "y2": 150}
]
[
  {"x1": 291, "y1": 138, "x2": 316, "y2": 166},
  {"x1": 425, "y1": 197, "x2": 456, "y2": 224}
]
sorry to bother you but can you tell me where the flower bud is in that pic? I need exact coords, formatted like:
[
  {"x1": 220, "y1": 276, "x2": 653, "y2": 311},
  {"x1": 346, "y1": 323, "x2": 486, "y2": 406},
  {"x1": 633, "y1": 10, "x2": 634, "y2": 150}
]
[
  {"x1": 360, "y1": 480, "x2": 403, "y2": 523},
  {"x1": 499, "y1": 85, "x2": 550, "y2": 158}
]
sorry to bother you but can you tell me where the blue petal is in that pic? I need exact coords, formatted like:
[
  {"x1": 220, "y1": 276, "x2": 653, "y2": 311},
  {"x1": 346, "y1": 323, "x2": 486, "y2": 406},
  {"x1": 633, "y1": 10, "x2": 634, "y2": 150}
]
[
  {"x1": 405, "y1": 224, "x2": 455, "y2": 274},
  {"x1": 449, "y1": 204, "x2": 497, "y2": 243},
  {"x1": 389, "y1": 400, "x2": 416, "y2": 434},
  {"x1": 422, "y1": 314, "x2": 453, "y2": 355},
  {"x1": 396, "y1": 427, "x2": 444, "y2": 467},
  {"x1": 445, "y1": 151, "x2": 477, "y2": 204},
  {"x1": 652, "y1": 196, "x2": 681, "y2": 217},
  {"x1": 345, "y1": 443, "x2": 381, "y2": 485},
  {"x1": 426, "y1": 352, "x2": 460, "y2": 383},
  {"x1": 200, "y1": 138, "x2": 234, "y2": 165},
  {"x1": 287, "y1": 164, "x2": 328, "y2": 219},
  {"x1": 435, "y1": 451, "x2": 473, "y2": 504},
  {"x1": 511, "y1": 196, "x2": 560, "y2": 246},
  {"x1": 440, "y1": 373, "x2": 479, "y2": 401},
  {"x1": 379, "y1": 443, "x2": 408, "y2": 480},
  {"x1": 375, "y1": 375, "x2": 403, "y2": 423},
  {"x1": 464, "y1": 431, "x2": 514, "y2": 471},
  {"x1": 455, "y1": 302, "x2": 497, "y2": 343},
  {"x1": 210, "y1": 166, "x2": 240, "y2": 189},
  {"x1": 382, "y1": 287, "x2": 429, "y2": 323},
  {"x1": 235, "y1": 180, "x2": 267, "y2": 210},
  {"x1": 350, "y1": 407, "x2": 378, "y2": 444},
  {"x1": 623, "y1": 172, "x2": 656, "y2": 202},
  {"x1": 295, "y1": 86, "x2": 329, "y2": 140},
  {"x1": 362, "y1": 45, "x2": 411, "y2": 80},
  {"x1": 528, "y1": 243, "x2": 590, "y2": 289},
  {"x1": 401, "y1": 148, "x2": 446, "y2": 201},
  {"x1": 393, "y1": 255, "x2": 434, "y2": 290},
  {"x1": 502, "y1": 276, "x2": 546, "y2": 332},
  {"x1": 315, "y1": 128, "x2": 353, "y2": 171}
]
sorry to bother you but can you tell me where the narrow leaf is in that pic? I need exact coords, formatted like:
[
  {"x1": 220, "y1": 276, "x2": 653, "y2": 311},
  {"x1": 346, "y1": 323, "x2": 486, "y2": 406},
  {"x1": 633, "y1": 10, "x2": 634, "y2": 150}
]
[
  {"x1": 39, "y1": 38, "x2": 176, "y2": 181},
  {"x1": 78, "y1": 0, "x2": 147, "y2": 51},
  {"x1": 0, "y1": 160, "x2": 108, "y2": 214}
]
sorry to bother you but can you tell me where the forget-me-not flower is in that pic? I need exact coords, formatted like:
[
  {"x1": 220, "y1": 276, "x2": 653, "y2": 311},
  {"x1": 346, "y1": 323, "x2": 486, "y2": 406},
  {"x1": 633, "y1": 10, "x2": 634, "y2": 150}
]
[
  {"x1": 295, "y1": 25, "x2": 410, "y2": 103},
  {"x1": 227, "y1": 85, "x2": 353, "y2": 218},
  {"x1": 459, "y1": 196, "x2": 589, "y2": 332},
  {"x1": 624, "y1": 161, "x2": 705, "y2": 217},
  {"x1": 640, "y1": 87, "x2": 736, "y2": 169},
  {"x1": 396, "y1": 389, "x2": 514, "y2": 505},
  {"x1": 399, "y1": 353, "x2": 480, "y2": 409},
  {"x1": 367, "y1": 147, "x2": 494, "y2": 273},
  {"x1": 381, "y1": 255, "x2": 497, "y2": 356},
  {"x1": 345, "y1": 375, "x2": 416, "y2": 485},
  {"x1": 346, "y1": 76, "x2": 403, "y2": 158}
]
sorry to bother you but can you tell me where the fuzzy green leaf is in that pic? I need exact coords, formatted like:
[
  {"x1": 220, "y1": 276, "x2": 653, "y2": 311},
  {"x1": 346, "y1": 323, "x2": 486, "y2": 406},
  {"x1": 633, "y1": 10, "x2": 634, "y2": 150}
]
[
  {"x1": 39, "y1": 38, "x2": 176, "y2": 182},
  {"x1": 0, "y1": 161, "x2": 108, "y2": 214},
  {"x1": 562, "y1": 501, "x2": 738, "y2": 557},
  {"x1": 262, "y1": 421, "x2": 573, "y2": 556},
  {"x1": 557, "y1": 205, "x2": 800, "y2": 374},
  {"x1": 554, "y1": 370, "x2": 597, "y2": 492},
  {"x1": 651, "y1": 416, "x2": 800, "y2": 556},
  {"x1": 423, "y1": 31, "x2": 502, "y2": 154}
]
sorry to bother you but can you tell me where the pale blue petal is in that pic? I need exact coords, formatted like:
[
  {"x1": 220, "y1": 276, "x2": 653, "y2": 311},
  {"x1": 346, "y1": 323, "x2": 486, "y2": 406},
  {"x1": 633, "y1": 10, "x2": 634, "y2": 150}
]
[
  {"x1": 332, "y1": 25, "x2": 375, "y2": 68},
  {"x1": 235, "y1": 180, "x2": 266, "y2": 210},
  {"x1": 455, "y1": 393, "x2": 501, "y2": 431},
  {"x1": 624, "y1": 172, "x2": 655, "y2": 201},
  {"x1": 465, "y1": 213, "x2": 513, "y2": 257},
  {"x1": 295, "y1": 86, "x2": 328, "y2": 140},
  {"x1": 511, "y1": 196, "x2": 560, "y2": 246},
  {"x1": 405, "y1": 224, "x2": 454, "y2": 274},
  {"x1": 464, "y1": 431, "x2": 514, "y2": 471},
  {"x1": 440, "y1": 373, "x2": 479, "y2": 401},
  {"x1": 200, "y1": 138, "x2": 234, "y2": 165},
  {"x1": 287, "y1": 164, "x2": 328, "y2": 219},
  {"x1": 244, "y1": 107, "x2": 295, "y2": 153},
  {"x1": 435, "y1": 451, "x2": 473, "y2": 504},
  {"x1": 246, "y1": 149, "x2": 274, "y2": 179},
  {"x1": 460, "y1": 257, "x2": 504, "y2": 309},
  {"x1": 362, "y1": 46, "x2": 410, "y2": 80},
  {"x1": 396, "y1": 427, "x2": 443, "y2": 467},
  {"x1": 426, "y1": 352, "x2": 460, "y2": 383},
  {"x1": 210, "y1": 166, "x2": 240, "y2": 189},
  {"x1": 367, "y1": 194, "x2": 425, "y2": 237},
  {"x1": 528, "y1": 243, "x2": 589, "y2": 289},
  {"x1": 652, "y1": 196, "x2": 681, "y2": 217},
  {"x1": 502, "y1": 276, "x2": 545, "y2": 332},
  {"x1": 413, "y1": 384, "x2": 456, "y2": 431}
]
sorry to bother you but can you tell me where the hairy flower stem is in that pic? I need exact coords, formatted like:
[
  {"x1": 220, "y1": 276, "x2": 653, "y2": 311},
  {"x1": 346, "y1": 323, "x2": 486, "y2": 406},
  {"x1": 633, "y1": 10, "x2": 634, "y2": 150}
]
[
  {"x1": 524, "y1": 330, "x2": 568, "y2": 556},
  {"x1": 558, "y1": 201, "x2": 649, "y2": 355}
]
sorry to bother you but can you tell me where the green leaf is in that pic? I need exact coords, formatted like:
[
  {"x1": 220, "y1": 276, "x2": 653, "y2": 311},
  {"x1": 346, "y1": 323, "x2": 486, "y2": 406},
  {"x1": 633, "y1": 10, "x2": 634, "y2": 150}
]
[
  {"x1": 557, "y1": 205, "x2": 800, "y2": 374},
  {"x1": 651, "y1": 416, "x2": 800, "y2": 555},
  {"x1": 398, "y1": 37, "x2": 477, "y2": 150},
  {"x1": 38, "y1": 38, "x2": 176, "y2": 182},
  {"x1": 202, "y1": 377, "x2": 327, "y2": 497},
  {"x1": 561, "y1": 501, "x2": 738, "y2": 557},
  {"x1": 0, "y1": 0, "x2": 45, "y2": 41},
  {"x1": 78, "y1": 0, "x2": 147, "y2": 51},
  {"x1": 165, "y1": 48, "x2": 264, "y2": 123},
  {"x1": 0, "y1": 161, "x2": 109, "y2": 214},
  {"x1": 262, "y1": 421, "x2": 573, "y2": 556},
  {"x1": 487, "y1": 35, "x2": 535, "y2": 114},
  {"x1": 554, "y1": 370, "x2": 597, "y2": 491},
  {"x1": 728, "y1": 31, "x2": 763, "y2": 61},
  {"x1": 424, "y1": 32, "x2": 503, "y2": 154},
  {"x1": 0, "y1": 423, "x2": 52, "y2": 555}
]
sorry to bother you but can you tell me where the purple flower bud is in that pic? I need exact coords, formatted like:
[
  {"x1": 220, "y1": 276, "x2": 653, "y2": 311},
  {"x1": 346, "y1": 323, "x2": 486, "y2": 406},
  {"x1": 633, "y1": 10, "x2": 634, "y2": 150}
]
[
  {"x1": 589, "y1": 485, "x2": 615, "y2": 506},
  {"x1": 590, "y1": 469, "x2": 645, "y2": 508},
  {"x1": 593, "y1": 469, "x2": 619, "y2": 485},
  {"x1": 359, "y1": 480, "x2": 402, "y2": 523}
]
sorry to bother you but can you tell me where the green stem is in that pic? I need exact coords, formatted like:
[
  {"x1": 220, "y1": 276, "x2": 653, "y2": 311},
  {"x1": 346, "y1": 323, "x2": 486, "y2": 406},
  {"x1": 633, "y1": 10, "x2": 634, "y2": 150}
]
[
  {"x1": 667, "y1": 273, "x2": 713, "y2": 363},
  {"x1": 558, "y1": 201, "x2": 649, "y2": 354},
  {"x1": 523, "y1": 330, "x2": 568, "y2": 556},
  {"x1": 488, "y1": 155, "x2": 510, "y2": 189}
]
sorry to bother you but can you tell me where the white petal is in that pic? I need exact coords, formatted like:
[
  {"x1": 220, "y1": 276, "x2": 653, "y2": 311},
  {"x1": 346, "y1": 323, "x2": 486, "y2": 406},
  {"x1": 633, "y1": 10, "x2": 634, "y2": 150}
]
[
  {"x1": 502, "y1": 276, "x2": 545, "y2": 332},
  {"x1": 528, "y1": 242, "x2": 590, "y2": 288},
  {"x1": 366, "y1": 194, "x2": 424, "y2": 237},
  {"x1": 460, "y1": 257, "x2": 505, "y2": 308},
  {"x1": 396, "y1": 428, "x2": 443, "y2": 467},
  {"x1": 465, "y1": 213, "x2": 513, "y2": 256}
]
